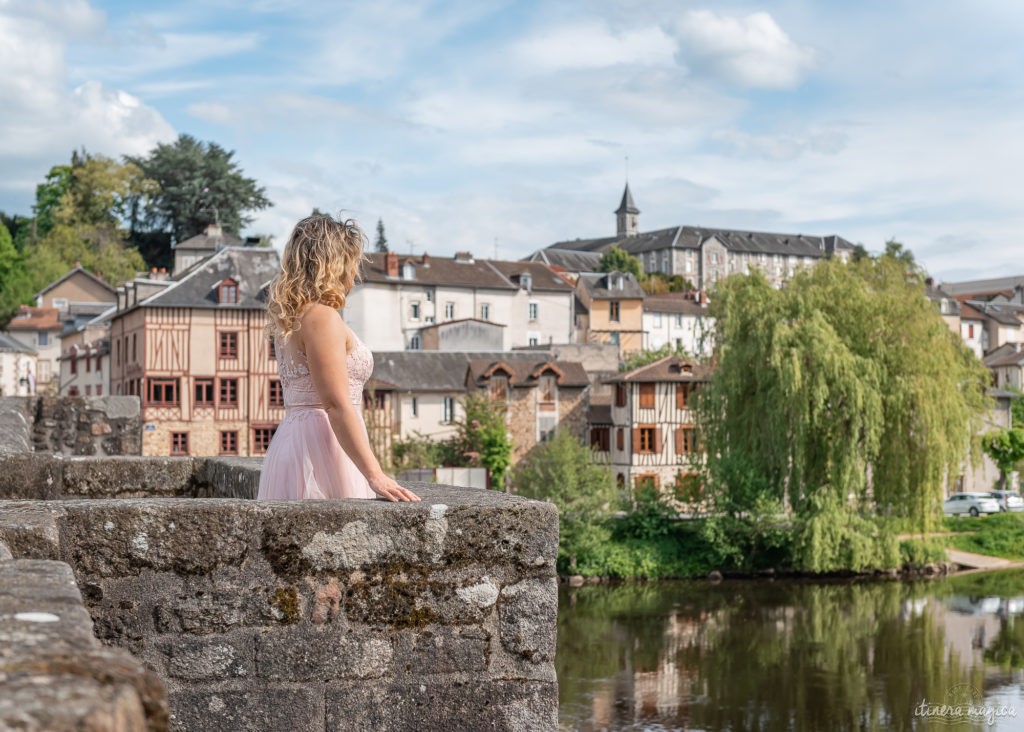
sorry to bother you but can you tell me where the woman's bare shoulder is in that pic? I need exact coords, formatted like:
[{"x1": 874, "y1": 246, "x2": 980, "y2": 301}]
[{"x1": 298, "y1": 305, "x2": 348, "y2": 351}]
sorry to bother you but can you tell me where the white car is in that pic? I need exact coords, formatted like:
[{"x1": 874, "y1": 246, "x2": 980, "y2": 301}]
[
  {"x1": 943, "y1": 492, "x2": 1001, "y2": 517},
  {"x1": 988, "y1": 490, "x2": 1024, "y2": 512}
]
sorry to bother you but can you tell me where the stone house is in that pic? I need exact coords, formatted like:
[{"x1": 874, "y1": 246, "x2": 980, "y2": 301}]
[
  {"x1": 0, "y1": 332, "x2": 38, "y2": 397},
  {"x1": 598, "y1": 356, "x2": 711, "y2": 493},
  {"x1": 544, "y1": 185, "x2": 854, "y2": 290},
  {"x1": 109, "y1": 245, "x2": 283, "y2": 457},
  {"x1": 574, "y1": 271, "x2": 645, "y2": 358},
  {"x1": 641, "y1": 293, "x2": 712, "y2": 357},
  {"x1": 344, "y1": 252, "x2": 575, "y2": 352}
]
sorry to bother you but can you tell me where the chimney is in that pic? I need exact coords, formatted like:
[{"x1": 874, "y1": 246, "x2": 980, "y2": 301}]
[
  {"x1": 385, "y1": 252, "x2": 399, "y2": 277},
  {"x1": 925, "y1": 276, "x2": 935, "y2": 288},
  {"x1": 454, "y1": 251, "x2": 474, "y2": 263},
  {"x1": 205, "y1": 223, "x2": 223, "y2": 238},
  {"x1": 421, "y1": 252, "x2": 430, "y2": 267}
]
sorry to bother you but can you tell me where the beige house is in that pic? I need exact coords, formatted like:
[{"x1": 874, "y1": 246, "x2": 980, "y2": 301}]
[
  {"x1": 110, "y1": 246, "x2": 283, "y2": 457},
  {"x1": 4, "y1": 306, "x2": 62, "y2": 391},
  {"x1": 575, "y1": 271, "x2": 645, "y2": 358},
  {"x1": 0, "y1": 332, "x2": 38, "y2": 397},
  {"x1": 59, "y1": 308, "x2": 115, "y2": 397},
  {"x1": 35, "y1": 264, "x2": 116, "y2": 313}
]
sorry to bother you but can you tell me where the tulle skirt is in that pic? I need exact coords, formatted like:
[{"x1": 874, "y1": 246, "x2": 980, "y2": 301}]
[{"x1": 257, "y1": 406, "x2": 375, "y2": 500}]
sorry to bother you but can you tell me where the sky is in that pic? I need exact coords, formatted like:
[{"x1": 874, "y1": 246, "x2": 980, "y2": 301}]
[{"x1": 0, "y1": 0, "x2": 1021, "y2": 283}]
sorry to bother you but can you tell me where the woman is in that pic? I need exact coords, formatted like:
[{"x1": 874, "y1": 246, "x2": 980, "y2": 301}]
[{"x1": 257, "y1": 214, "x2": 419, "y2": 502}]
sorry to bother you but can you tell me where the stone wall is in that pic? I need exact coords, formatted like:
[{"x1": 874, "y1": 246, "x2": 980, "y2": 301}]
[
  {"x1": 0, "y1": 454, "x2": 560, "y2": 731},
  {"x1": 0, "y1": 395, "x2": 142, "y2": 456}
]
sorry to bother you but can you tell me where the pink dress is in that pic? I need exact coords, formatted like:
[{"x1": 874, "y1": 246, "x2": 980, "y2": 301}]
[{"x1": 257, "y1": 330, "x2": 376, "y2": 500}]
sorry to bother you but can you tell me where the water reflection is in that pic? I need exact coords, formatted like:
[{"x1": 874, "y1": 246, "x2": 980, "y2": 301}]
[{"x1": 557, "y1": 570, "x2": 1024, "y2": 731}]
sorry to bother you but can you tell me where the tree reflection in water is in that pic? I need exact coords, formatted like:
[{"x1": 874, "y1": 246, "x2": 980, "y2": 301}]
[{"x1": 557, "y1": 570, "x2": 1024, "y2": 731}]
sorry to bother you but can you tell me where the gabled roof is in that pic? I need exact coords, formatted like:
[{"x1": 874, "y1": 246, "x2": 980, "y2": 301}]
[
  {"x1": 606, "y1": 356, "x2": 712, "y2": 383},
  {"x1": 360, "y1": 253, "x2": 516, "y2": 290},
  {"x1": 130, "y1": 247, "x2": 280, "y2": 310},
  {"x1": 466, "y1": 357, "x2": 589, "y2": 388},
  {"x1": 35, "y1": 265, "x2": 116, "y2": 300},
  {"x1": 959, "y1": 301, "x2": 987, "y2": 322},
  {"x1": 523, "y1": 248, "x2": 603, "y2": 273},
  {"x1": 419, "y1": 317, "x2": 506, "y2": 333},
  {"x1": 577, "y1": 272, "x2": 645, "y2": 300},
  {"x1": 370, "y1": 351, "x2": 587, "y2": 392},
  {"x1": 485, "y1": 259, "x2": 574, "y2": 292},
  {"x1": 941, "y1": 276, "x2": 1024, "y2": 298},
  {"x1": 5, "y1": 306, "x2": 62, "y2": 332},
  {"x1": 173, "y1": 227, "x2": 244, "y2": 251},
  {"x1": 643, "y1": 293, "x2": 708, "y2": 316},
  {"x1": 984, "y1": 345, "x2": 1024, "y2": 368}
]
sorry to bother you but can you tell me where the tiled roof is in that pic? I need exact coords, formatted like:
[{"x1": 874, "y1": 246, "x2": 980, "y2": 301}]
[
  {"x1": 577, "y1": 272, "x2": 645, "y2": 300},
  {"x1": 466, "y1": 357, "x2": 589, "y2": 389},
  {"x1": 360, "y1": 253, "x2": 515, "y2": 290},
  {"x1": 605, "y1": 356, "x2": 712, "y2": 383},
  {"x1": 5, "y1": 306, "x2": 62, "y2": 332},
  {"x1": 643, "y1": 293, "x2": 708, "y2": 315},
  {"x1": 133, "y1": 247, "x2": 280, "y2": 310},
  {"x1": 959, "y1": 302, "x2": 987, "y2": 321}
]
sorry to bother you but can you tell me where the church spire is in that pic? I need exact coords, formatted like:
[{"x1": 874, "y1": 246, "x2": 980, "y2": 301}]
[{"x1": 615, "y1": 183, "x2": 640, "y2": 237}]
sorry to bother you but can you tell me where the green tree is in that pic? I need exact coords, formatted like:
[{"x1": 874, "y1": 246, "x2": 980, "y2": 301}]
[
  {"x1": 453, "y1": 393, "x2": 513, "y2": 488},
  {"x1": 513, "y1": 429, "x2": 616, "y2": 569},
  {"x1": 598, "y1": 245, "x2": 643, "y2": 280},
  {"x1": 0, "y1": 222, "x2": 32, "y2": 322},
  {"x1": 697, "y1": 257, "x2": 989, "y2": 571},
  {"x1": 129, "y1": 133, "x2": 271, "y2": 247},
  {"x1": 620, "y1": 343, "x2": 694, "y2": 372},
  {"x1": 375, "y1": 218, "x2": 389, "y2": 253},
  {"x1": 640, "y1": 272, "x2": 695, "y2": 295},
  {"x1": 32, "y1": 164, "x2": 72, "y2": 239},
  {"x1": 981, "y1": 428, "x2": 1024, "y2": 489}
]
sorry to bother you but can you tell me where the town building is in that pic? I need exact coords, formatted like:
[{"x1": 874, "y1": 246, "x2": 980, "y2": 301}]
[
  {"x1": 59, "y1": 307, "x2": 115, "y2": 397},
  {"x1": 544, "y1": 185, "x2": 854, "y2": 290},
  {"x1": 641, "y1": 293, "x2": 712, "y2": 357},
  {"x1": 574, "y1": 271, "x2": 645, "y2": 357},
  {"x1": 34, "y1": 264, "x2": 117, "y2": 330},
  {"x1": 172, "y1": 224, "x2": 244, "y2": 276},
  {"x1": 3, "y1": 306, "x2": 62, "y2": 391},
  {"x1": 0, "y1": 332, "x2": 38, "y2": 397},
  {"x1": 344, "y1": 252, "x2": 575, "y2": 352},
  {"x1": 597, "y1": 356, "x2": 711, "y2": 492},
  {"x1": 985, "y1": 344, "x2": 1024, "y2": 391},
  {"x1": 109, "y1": 245, "x2": 282, "y2": 457}
]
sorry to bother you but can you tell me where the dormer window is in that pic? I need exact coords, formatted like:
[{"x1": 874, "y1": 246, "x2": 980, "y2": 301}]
[
  {"x1": 402, "y1": 262, "x2": 416, "y2": 280},
  {"x1": 219, "y1": 278, "x2": 239, "y2": 305},
  {"x1": 520, "y1": 273, "x2": 532, "y2": 291},
  {"x1": 610, "y1": 273, "x2": 623, "y2": 291}
]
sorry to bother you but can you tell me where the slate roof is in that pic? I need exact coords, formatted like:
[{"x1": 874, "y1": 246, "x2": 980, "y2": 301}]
[
  {"x1": 360, "y1": 253, "x2": 515, "y2": 290},
  {"x1": 0, "y1": 332, "x2": 35, "y2": 354},
  {"x1": 967, "y1": 301, "x2": 1023, "y2": 327},
  {"x1": 370, "y1": 351, "x2": 589, "y2": 392},
  {"x1": 523, "y1": 248, "x2": 603, "y2": 273},
  {"x1": 605, "y1": 356, "x2": 712, "y2": 383},
  {"x1": 5, "y1": 306, "x2": 62, "y2": 332},
  {"x1": 643, "y1": 293, "x2": 707, "y2": 316},
  {"x1": 577, "y1": 272, "x2": 645, "y2": 300},
  {"x1": 616, "y1": 184, "x2": 639, "y2": 215},
  {"x1": 985, "y1": 347, "x2": 1024, "y2": 368},
  {"x1": 485, "y1": 260, "x2": 574, "y2": 292},
  {"x1": 173, "y1": 228, "x2": 244, "y2": 251},
  {"x1": 133, "y1": 247, "x2": 280, "y2": 310},
  {"x1": 35, "y1": 265, "x2": 115, "y2": 300},
  {"x1": 466, "y1": 357, "x2": 589, "y2": 389},
  {"x1": 941, "y1": 276, "x2": 1024, "y2": 298},
  {"x1": 549, "y1": 225, "x2": 854, "y2": 259}
]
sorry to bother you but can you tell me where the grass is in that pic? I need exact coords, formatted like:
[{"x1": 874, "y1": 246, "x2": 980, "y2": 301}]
[{"x1": 943, "y1": 512, "x2": 1024, "y2": 560}]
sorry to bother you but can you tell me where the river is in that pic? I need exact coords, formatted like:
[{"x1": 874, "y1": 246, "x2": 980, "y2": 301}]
[{"x1": 556, "y1": 569, "x2": 1024, "y2": 731}]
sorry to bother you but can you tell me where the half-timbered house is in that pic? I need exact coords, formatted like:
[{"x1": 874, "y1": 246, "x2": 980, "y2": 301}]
[
  {"x1": 603, "y1": 356, "x2": 711, "y2": 493},
  {"x1": 109, "y1": 245, "x2": 282, "y2": 457}
]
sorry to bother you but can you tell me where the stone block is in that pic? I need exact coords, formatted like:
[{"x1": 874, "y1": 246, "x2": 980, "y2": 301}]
[
  {"x1": 0, "y1": 406, "x2": 31, "y2": 453},
  {"x1": 59, "y1": 499, "x2": 259, "y2": 578},
  {"x1": 154, "y1": 629, "x2": 257, "y2": 681},
  {"x1": 62, "y1": 457, "x2": 196, "y2": 499},
  {"x1": 0, "y1": 503, "x2": 62, "y2": 559},
  {"x1": 323, "y1": 679, "x2": 558, "y2": 731},
  {"x1": 169, "y1": 687, "x2": 321, "y2": 732},
  {"x1": 498, "y1": 577, "x2": 558, "y2": 664},
  {"x1": 255, "y1": 624, "x2": 393, "y2": 681},
  {"x1": 0, "y1": 453, "x2": 63, "y2": 500},
  {"x1": 401, "y1": 625, "x2": 491, "y2": 675},
  {"x1": 193, "y1": 457, "x2": 262, "y2": 499}
]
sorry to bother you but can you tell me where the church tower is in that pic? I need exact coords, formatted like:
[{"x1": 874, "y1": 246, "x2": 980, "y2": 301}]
[{"x1": 615, "y1": 183, "x2": 640, "y2": 237}]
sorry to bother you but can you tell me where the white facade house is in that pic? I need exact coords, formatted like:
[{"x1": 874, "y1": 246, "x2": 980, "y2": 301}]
[
  {"x1": 959, "y1": 303, "x2": 989, "y2": 359},
  {"x1": 3, "y1": 306, "x2": 62, "y2": 391},
  {"x1": 0, "y1": 332, "x2": 38, "y2": 397},
  {"x1": 59, "y1": 308, "x2": 114, "y2": 398},
  {"x1": 345, "y1": 252, "x2": 574, "y2": 352},
  {"x1": 641, "y1": 294, "x2": 713, "y2": 357}
]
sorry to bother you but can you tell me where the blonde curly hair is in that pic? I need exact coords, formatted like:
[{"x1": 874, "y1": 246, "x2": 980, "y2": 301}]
[{"x1": 266, "y1": 214, "x2": 366, "y2": 341}]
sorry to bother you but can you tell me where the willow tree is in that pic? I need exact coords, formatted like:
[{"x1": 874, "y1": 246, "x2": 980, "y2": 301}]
[{"x1": 697, "y1": 257, "x2": 989, "y2": 571}]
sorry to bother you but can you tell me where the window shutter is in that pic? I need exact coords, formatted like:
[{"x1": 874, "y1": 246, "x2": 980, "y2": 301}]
[
  {"x1": 654, "y1": 428, "x2": 663, "y2": 454},
  {"x1": 631, "y1": 428, "x2": 640, "y2": 454},
  {"x1": 617, "y1": 428, "x2": 624, "y2": 451},
  {"x1": 676, "y1": 384, "x2": 685, "y2": 409},
  {"x1": 675, "y1": 428, "x2": 683, "y2": 455}
]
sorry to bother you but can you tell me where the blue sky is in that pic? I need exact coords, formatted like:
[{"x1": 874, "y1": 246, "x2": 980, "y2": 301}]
[{"x1": 1, "y1": 0, "x2": 1021, "y2": 282}]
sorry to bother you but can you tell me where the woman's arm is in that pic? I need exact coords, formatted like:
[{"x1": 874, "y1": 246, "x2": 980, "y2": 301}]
[{"x1": 300, "y1": 304, "x2": 419, "y2": 502}]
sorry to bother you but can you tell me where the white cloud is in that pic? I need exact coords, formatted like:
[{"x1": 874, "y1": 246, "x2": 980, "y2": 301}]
[
  {"x1": 676, "y1": 9, "x2": 815, "y2": 89},
  {"x1": 712, "y1": 128, "x2": 849, "y2": 161},
  {"x1": 513, "y1": 21, "x2": 677, "y2": 71}
]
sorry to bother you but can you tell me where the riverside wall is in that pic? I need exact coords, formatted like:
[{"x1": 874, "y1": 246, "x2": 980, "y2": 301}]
[{"x1": 0, "y1": 400, "x2": 560, "y2": 731}]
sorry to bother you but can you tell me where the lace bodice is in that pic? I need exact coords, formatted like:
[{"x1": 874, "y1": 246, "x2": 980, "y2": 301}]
[{"x1": 275, "y1": 329, "x2": 373, "y2": 407}]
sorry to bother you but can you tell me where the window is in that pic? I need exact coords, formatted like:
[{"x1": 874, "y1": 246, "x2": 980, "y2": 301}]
[
  {"x1": 639, "y1": 383, "x2": 655, "y2": 409},
  {"x1": 402, "y1": 262, "x2": 415, "y2": 280},
  {"x1": 85, "y1": 385, "x2": 92, "y2": 396},
  {"x1": 528, "y1": 337, "x2": 539, "y2": 347},
  {"x1": 636, "y1": 474, "x2": 660, "y2": 491},
  {"x1": 115, "y1": 339, "x2": 120, "y2": 365},
  {"x1": 528, "y1": 302, "x2": 539, "y2": 320},
  {"x1": 609, "y1": 301, "x2": 620, "y2": 322},
  {"x1": 195, "y1": 379, "x2": 214, "y2": 406},
  {"x1": 268, "y1": 338, "x2": 277, "y2": 360},
  {"x1": 147, "y1": 378, "x2": 179, "y2": 405},
  {"x1": 410, "y1": 397, "x2": 418, "y2": 417},
  {"x1": 96, "y1": 385, "x2": 102, "y2": 396},
  {"x1": 489, "y1": 375, "x2": 509, "y2": 403},
  {"x1": 70, "y1": 356, "x2": 77, "y2": 375},
  {"x1": 132, "y1": 334, "x2": 137, "y2": 362},
  {"x1": 219, "y1": 279, "x2": 238, "y2": 305},
  {"x1": 615, "y1": 383, "x2": 627, "y2": 407},
  {"x1": 171, "y1": 432, "x2": 189, "y2": 455},
  {"x1": 675, "y1": 427, "x2": 696, "y2": 455},
  {"x1": 443, "y1": 396, "x2": 455, "y2": 423},
  {"x1": 86, "y1": 356, "x2": 91, "y2": 372},
  {"x1": 634, "y1": 425, "x2": 658, "y2": 454},
  {"x1": 39, "y1": 332, "x2": 49, "y2": 346},
  {"x1": 675, "y1": 314, "x2": 683, "y2": 328},
  {"x1": 220, "y1": 431, "x2": 238, "y2": 455},
  {"x1": 410, "y1": 302, "x2": 421, "y2": 320},
  {"x1": 653, "y1": 313, "x2": 662, "y2": 328},
  {"x1": 520, "y1": 273, "x2": 532, "y2": 291},
  {"x1": 219, "y1": 332, "x2": 239, "y2": 359},
  {"x1": 269, "y1": 379, "x2": 284, "y2": 407},
  {"x1": 677, "y1": 382, "x2": 698, "y2": 409},
  {"x1": 363, "y1": 390, "x2": 386, "y2": 410},
  {"x1": 425, "y1": 289, "x2": 434, "y2": 302},
  {"x1": 52, "y1": 297, "x2": 68, "y2": 310},
  {"x1": 410, "y1": 334, "x2": 421, "y2": 350},
  {"x1": 590, "y1": 427, "x2": 610, "y2": 451},
  {"x1": 480, "y1": 303, "x2": 490, "y2": 321},
  {"x1": 95, "y1": 355, "x2": 101, "y2": 373},
  {"x1": 538, "y1": 375, "x2": 556, "y2": 410},
  {"x1": 219, "y1": 378, "x2": 238, "y2": 406},
  {"x1": 616, "y1": 428, "x2": 624, "y2": 451},
  {"x1": 445, "y1": 302, "x2": 455, "y2": 319},
  {"x1": 968, "y1": 324, "x2": 975, "y2": 339},
  {"x1": 253, "y1": 426, "x2": 277, "y2": 454}
]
